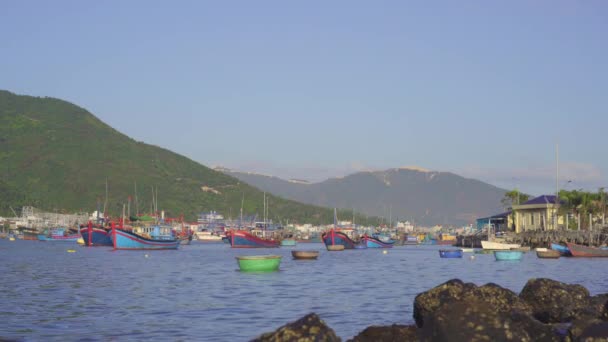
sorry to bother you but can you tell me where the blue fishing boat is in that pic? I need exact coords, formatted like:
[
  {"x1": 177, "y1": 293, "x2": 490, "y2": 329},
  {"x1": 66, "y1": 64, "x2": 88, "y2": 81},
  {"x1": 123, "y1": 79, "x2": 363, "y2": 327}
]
[
  {"x1": 494, "y1": 250, "x2": 523, "y2": 261},
  {"x1": 439, "y1": 249, "x2": 463, "y2": 258},
  {"x1": 362, "y1": 235, "x2": 394, "y2": 248},
  {"x1": 111, "y1": 225, "x2": 180, "y2": 250},
  {"x1": 80, "y1": 221, "x2": 113, "y2": 246},
  {"x1": 321, "y1": 230, "x2": 356, "y2": 249},
  {"x1": 550, "y1": 242, "x2": 571, "y2": 256}
]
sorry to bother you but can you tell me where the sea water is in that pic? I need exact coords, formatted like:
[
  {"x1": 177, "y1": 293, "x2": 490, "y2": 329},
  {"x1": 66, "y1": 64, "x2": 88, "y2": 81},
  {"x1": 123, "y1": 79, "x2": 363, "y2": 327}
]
[{"x1": 1, "y1": 239, "x2": 607, "y2": 341}]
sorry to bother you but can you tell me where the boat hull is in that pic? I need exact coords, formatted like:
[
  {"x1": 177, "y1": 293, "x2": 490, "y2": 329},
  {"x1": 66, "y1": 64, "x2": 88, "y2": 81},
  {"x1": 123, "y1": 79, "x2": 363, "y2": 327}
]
[
  {"x1": 481, "y1": 240, "x2": 521, "y2": 250},
  {"x1": 236, "y1": 255, "x2": 281, "y2": 272},
  {"x1": 112, "y1": 229, "x2": 180, "y2": 250},
  {"x1": 550, "y1": 243, "x2": 572, "y2": 256},
  {"x1": 494, "y1": 250, "x2": 523, "y2": 261},
  {"x1": 566, "y1": 243, "x2": 608, "y2": 257},
  {"x1": 80, "y1": 228, "x2": 113, "y2": 246},
  {"x1": 48, "y1": 234, "x2": 81, "y2": 241},
  {"x1": 439, "y1": 249, "x2": 463, "y2": 258},
  {"x1": 321, "y1": 231, "x2": 356, "y2": 249},
  {"x1": 228, "y1": 230, "x2": 280, "y2": 248},
  {"x1": 280, "y1": 239, "x2": 297, "y2": 247},
  {"x1": 291, "y1": 250, "x2": 319, "y2": 260},
  {"x1": 536, "y1": 250, "x2": 561, "y2": 259},
  {"x1": 362, "y1": 236, "x2": 393, "y2": 248}
]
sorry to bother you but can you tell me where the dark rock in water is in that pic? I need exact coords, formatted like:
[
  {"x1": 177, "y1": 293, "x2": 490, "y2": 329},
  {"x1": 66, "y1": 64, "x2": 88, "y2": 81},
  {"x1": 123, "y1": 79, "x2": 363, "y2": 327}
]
[
  {"x1": 347, "y1": 324, "x2": 418, "y2": 342},
  {"x1": 419, "y1": 298, "x2": 560, "y2": 342},
  {"x1": 519, "y1": 278, "x2": 591, "y2": 323},
  {"x1": 413, "y1": 279, "x2": 532, "y2": 328},
  {"x1": 587, "y1": 294, "x2": 608, "y2": 320},
  {"x1": 251, "y1": 313, "x2": 340, "y2": 342},
  {"x1": 413, "y1": 279, "x2": 473, "y2": 328},
  {"x1": 571, "y1": 320, "x2": 608, "y2": 341}
]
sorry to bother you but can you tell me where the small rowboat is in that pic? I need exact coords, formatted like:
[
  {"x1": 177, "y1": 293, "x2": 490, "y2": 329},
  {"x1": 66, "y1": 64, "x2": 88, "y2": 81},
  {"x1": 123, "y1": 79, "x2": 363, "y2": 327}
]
[
  {"x1": 236, "y1": 255, "x2": 282, "y2": 272},
  {"x1": 291, "y1": 250, "x2": 319, "y2": 260},
  {"x1": 494, "y1": 250, "x2": 524, "y2": 261},
  {"x1": 536, "y1": 250, "x2": 560, "y2": 259},
  {"x1": 326, "y1": 245, "x2": 345, "y2": 251},
  {"x1": 439, "y1": 249, "x2": 463, "y2": 258}
]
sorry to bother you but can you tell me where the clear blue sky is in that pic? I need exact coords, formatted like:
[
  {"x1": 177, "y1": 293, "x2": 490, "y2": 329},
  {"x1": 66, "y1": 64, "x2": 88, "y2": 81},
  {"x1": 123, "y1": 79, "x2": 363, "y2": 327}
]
[{"x1": 2, "y1": 1, "x2": 607, "y2": 195}]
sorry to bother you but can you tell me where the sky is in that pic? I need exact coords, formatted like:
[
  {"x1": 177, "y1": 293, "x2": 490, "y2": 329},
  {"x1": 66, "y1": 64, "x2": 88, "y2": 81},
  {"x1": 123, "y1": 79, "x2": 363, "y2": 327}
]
[{"x1": 2, "y1": 1, "x2": 607, "y2": 196}]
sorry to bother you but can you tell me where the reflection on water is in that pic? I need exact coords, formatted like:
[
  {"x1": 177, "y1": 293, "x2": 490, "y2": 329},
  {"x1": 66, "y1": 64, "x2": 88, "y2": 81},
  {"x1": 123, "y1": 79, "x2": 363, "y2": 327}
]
[{"x1": 1, "y1": 240, "x2": 607, "y2": 340}]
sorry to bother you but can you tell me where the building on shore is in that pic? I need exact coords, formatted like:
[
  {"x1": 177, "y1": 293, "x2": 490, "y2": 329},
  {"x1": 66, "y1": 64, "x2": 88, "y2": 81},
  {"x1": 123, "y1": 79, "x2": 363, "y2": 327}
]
[{"x1": 511, "y1": 195, "x2": 564, "y2": 233}]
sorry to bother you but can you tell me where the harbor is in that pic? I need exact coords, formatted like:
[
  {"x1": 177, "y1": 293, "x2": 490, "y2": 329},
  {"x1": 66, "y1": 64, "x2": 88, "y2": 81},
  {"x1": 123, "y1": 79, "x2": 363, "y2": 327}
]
[{"x1": 1, "y1": 239, "x2": 607, "y2": 341}]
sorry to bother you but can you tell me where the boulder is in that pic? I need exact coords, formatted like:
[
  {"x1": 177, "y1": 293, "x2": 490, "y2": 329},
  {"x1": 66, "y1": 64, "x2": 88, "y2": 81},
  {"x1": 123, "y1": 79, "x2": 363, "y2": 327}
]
[
  {"x1": 413, "y1": 279, "x2": 532, "y2": 328},
  {"x1": 587, "y1": 294, "x2": 608, "y2": 320},
  {"x1": 570, "y1": 319, "x2": 608, "y2": 342},
  {"x1": 251, "y1": 313, "x2": 341, "y2": 342},
  {"x1": 520, "y1": 278, "x2": 591, "y2": 323},
  {"x1": 347, "y1": 324, "x2": 418, "y2": 342},
  {"x1": 419, "y1": 298, "x2": 561, "y2": 342}
]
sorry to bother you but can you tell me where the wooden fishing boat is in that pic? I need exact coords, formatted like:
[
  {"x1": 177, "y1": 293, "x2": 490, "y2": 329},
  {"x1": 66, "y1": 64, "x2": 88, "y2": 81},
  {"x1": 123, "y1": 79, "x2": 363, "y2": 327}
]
[
  {"x1": 566, "y1": 243, "x2": 608, "y2": 257},
  {"x1": 481, "y1": 240, "x2": 521, "y2": 250},
  {"x1": 80, "y1": 221, "x2": 113, "y2": 246},
  {"x1": 291, "y1": 250, "x2": 319, "y2": 260},
  {"x1": 111, "y1": 226, "x2": 179, "y2": 250},
  {"x1": 536, "y1": 250, "x2": 561, "y2": 259},
  {"x1": 494, "y1": 250, "x2": 524, "y2": 261},
  {"x1": 280, "y1": 238, "x2": 297, "y2": 247},
  {"x1": 439, "y1": 249, "x2": 463, "y2": 258},
  {"x1": 226, "y1": 230, "x2": 280, "y2": 248},
  {"x1": 550, "y1": 243, "x2": 571, "y2": 256},
  {"x1": 236, "y1": 255, "x2": 281, "y2": 272},
  {"x1": 361, "y1": 235, "x2": 393, "y2": 248}
]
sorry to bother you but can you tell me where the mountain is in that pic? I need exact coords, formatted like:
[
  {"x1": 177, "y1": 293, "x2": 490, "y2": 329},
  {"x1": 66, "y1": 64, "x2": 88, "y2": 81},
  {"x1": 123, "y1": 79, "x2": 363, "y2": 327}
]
[
  {"x1": 0, "y1": 90, "x2": 371, "y2": 225},
  {"x1": 220, "y1": 167, "x2": 507, "y2": 226}
]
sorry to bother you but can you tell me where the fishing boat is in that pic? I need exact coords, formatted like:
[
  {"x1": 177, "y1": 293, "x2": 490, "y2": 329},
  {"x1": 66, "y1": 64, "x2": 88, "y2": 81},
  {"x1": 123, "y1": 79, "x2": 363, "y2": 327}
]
[
  {"x1": 481, "y1": 240, "x2": 521, "y2": 250},
  {"x1": 280, "y1": 238, "x2": 297, "y2": 247},
  {"x1": 536, "y1": 249, "x2": 561, "y2": 259},
  {"x1": 566, "y1": 243, "x2": 608, "y2": 257},
  {"x1": 236, "y1": 255, "x2": 281, "y2": 272},
  {"x1": 493, "y1": 250, "x2": 524, "y2": 261},
  {"x1": 44, "y1": 228, "x2": 80, "y2": 241},
  {"x1": 550, "y1": 242, "x2": 571, "y2": 256},
  {"x1": 80, "y1": 221, "x2": 113, "y2": 246},
  {"x1": 322, "y1": 209, "x2": 356, "y2": 250},
  {"x1": 194, "y1": 229, "x2": 224, "y2": 243},
  {"x1": 439, "y1": 249, "x2": 463, "y2": 258},
  {"x1": 111, "y1": 224, "x2": 179, "y2": 250},
  {"x1": 361, "y1": 235, "x2": 393, "y2": 248},
  {"x1": 291, "y1": 250, "x2": 319, "y2": 260},
  {"x1": 226, "y1": 230, "x2": 280, "y2": 248}
]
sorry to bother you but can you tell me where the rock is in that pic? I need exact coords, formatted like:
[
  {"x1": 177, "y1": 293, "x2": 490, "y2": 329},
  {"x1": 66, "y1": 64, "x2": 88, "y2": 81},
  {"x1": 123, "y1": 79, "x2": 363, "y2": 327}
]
[
  {"x1": 413, "y1": 279, "x2": 532, "y2": 328},
  {"x1": 520, "y1": 278, "x2": 591, "y2": 323},
  {"x1": 251, "y1": 313, "x2": 341, "y2": 342},
  {"x1": 347, "y1": 324, "x2": 418, "y2": 342},
  {"x1": 419, "y1": 298, "x2": 560, "y2": 342},
  {"x1": 413, "y1": 279, "x2": 474, "y2": 327},
  {"x1": 569, "y1": 316, "x2": 608, "y2": 341},
  {"x1": 587, "y1": 294, "x2": 608, "y2": 320}
]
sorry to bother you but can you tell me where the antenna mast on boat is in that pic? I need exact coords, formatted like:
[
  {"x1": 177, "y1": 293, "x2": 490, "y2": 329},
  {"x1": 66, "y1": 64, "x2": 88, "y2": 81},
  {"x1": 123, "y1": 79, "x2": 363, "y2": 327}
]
[
  {"x1": 240, "y1": 193, "x2": 244, "y2": 229},
  {"x1": 103, "y1": 178, "x2": 108, "y2": 215},
  {"x1": 263, "y1": 192, "x2": 266, "y2": 230},
  {"x1": 134, "y1": 181, "x2": 139, "y2": 216}
]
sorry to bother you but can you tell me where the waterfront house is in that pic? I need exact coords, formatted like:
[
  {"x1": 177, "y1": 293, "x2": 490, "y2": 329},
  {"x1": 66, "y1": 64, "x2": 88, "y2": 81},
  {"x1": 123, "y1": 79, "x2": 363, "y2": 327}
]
[{"x1": 511, "y1": 195, "x2": 564, "y2": 233}]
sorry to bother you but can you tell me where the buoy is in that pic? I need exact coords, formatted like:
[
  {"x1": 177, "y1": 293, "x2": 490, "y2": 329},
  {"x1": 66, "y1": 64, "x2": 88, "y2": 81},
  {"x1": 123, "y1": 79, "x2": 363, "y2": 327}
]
[
  {"x1": 9, "y1": 237, "x2": 15, "y2": 241},
  {"x1": 470, "y1": 255, "x2": 475, "y2": 260},
  {"x1": 144, "y1": 254, "x2": 149, "y2": 258},
  {"x1": 67, "y1": 249, "x2": 76, "y2": 253},
  {"x1": 77, "y1": 238, "x2": 85, "y2": 245},
  {"x1": 383, "y1": 250, "x2": 388, "y2": 254}
]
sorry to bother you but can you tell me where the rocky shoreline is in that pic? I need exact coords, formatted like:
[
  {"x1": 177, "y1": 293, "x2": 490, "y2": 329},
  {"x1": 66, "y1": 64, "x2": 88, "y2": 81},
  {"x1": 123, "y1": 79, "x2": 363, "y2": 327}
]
[{"x1": 252, "y1": 278, "x2": 608, "y2": 341}]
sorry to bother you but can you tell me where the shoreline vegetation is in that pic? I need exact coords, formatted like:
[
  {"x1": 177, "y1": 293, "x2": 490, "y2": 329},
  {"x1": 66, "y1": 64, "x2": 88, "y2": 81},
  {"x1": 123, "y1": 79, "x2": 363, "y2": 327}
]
[{"x1": 252, "y1": 278, "x2": 608, "y2": 341}]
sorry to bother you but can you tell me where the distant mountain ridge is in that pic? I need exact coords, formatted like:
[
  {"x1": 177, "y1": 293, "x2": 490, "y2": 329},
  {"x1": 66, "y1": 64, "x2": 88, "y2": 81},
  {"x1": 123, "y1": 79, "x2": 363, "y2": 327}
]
[{"x1": 219, "y1": 167, "x2": 507, "y2": 226}]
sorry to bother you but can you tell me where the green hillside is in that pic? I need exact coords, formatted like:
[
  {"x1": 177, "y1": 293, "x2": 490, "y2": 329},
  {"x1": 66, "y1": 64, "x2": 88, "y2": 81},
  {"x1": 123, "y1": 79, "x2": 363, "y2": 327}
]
[{"x1": 0, "y1": 90, "x2": 375, "y2": 225}]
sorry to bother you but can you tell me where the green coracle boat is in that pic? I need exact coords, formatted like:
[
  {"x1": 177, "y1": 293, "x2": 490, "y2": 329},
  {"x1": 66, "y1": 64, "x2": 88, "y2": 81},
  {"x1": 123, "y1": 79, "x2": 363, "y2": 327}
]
[{"x1": 236, "y1": 255, "x2": 282, "y2": 272}]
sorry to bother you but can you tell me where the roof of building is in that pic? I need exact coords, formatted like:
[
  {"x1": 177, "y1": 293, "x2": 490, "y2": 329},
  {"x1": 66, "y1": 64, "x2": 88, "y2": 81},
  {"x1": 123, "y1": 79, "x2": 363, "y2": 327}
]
[
  {"x1": 522, "y1": 195, "x2": 559, "y2": 205},
  {"x1": 477, "y1": 211, "x2": 512, "y2": 221}
]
